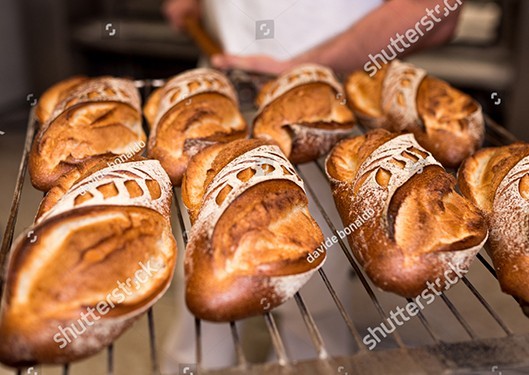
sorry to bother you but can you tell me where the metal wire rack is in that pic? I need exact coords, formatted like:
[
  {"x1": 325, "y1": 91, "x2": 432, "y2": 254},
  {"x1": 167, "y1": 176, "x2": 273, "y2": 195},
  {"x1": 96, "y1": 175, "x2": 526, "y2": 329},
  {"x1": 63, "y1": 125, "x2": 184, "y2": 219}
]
[{"x1": 1, "y1": 79, "x2": 529, "y2": 375}]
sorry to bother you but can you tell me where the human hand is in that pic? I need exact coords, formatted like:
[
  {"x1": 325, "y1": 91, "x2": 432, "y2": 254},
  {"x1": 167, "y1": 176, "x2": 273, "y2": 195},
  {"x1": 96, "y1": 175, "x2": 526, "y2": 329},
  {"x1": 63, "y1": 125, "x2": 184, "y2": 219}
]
[
  {"x1": 211, "y1": 54, "x2": 295, "y2": 75},
  {"x1": 163, "y1": 0, "x2": 200, "y2": 31}
]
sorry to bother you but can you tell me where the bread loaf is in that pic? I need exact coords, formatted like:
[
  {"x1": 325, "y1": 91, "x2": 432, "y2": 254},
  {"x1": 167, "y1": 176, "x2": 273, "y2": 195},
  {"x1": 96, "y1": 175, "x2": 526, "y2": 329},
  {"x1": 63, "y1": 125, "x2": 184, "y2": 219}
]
[
  {"x1": 181, "y1": 139, "x2": 325, "y2": 321},
  {"x1": 458, "y1": 143, "x2": 529, "y2": 304},
  {"x1": 253, "y1": 64, "x2": 355, "y2": 164},
  {"x1": 0, "y1": 158, "x2": 177, "y2": 365},
  {"x1": 326, "y1": 129, "x2": 487, "y2": 297},
  {"x1": 30, "y1": 76, "x2": 146, "y2": 191},
  {"x1": 144, "y1": 68, "x2": 248, "y2": 185},
  {"x1": 346, "y1": 60, "x2": 484, "y2": 167}
]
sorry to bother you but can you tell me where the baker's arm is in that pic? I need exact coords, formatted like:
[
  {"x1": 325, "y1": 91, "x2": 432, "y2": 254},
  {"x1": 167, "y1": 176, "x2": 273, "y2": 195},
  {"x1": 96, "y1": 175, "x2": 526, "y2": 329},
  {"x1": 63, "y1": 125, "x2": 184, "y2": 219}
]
[{"x1": 212, "y1": 0, "x2": 463, "y2": 74}]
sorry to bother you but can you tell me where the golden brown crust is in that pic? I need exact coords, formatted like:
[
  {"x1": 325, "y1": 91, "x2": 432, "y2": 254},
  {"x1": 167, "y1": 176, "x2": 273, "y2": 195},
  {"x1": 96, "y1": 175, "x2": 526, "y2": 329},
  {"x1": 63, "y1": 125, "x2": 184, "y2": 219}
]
[
  {"x1": 29, "y1": 76, "x2": 146, "y2": 192},
  {"x1": 143, "y1": 87, "x2": 162, "y2": 128},
  {"x1": 0, "y1": 160, "x2": 177, "y2": 365},
  {"x1": 0, "y1": 207, "x2": 175, "y2": 366},
  {"x1": 326, "y1": 129, "x2": 487, "y2": 297},
  {"x1": 458, "y1": 143, "x2": 529, "y2": 213},
  {"x1": 345, "y1": 66, "x2": 386, "y2": 123},
  {"x1": 253, "y1": 64, "x2": 355, "y2": 163},
  {"x1": 181, "y1": 139, "x2": 325, "y2": 321},
  {"x1": 35, "y1": 76, "x2": 89, "y2": 125},
  {"x1": 145, "y1": 69, "x2": 248, "y2": 186},
  {"x1": 35, "y1": 155, "x2": 144, "y2": 220},
  {"x1": 458, "y1": 143, "x2": 529, "y2": 303},
  {"x1": 345, "y1": 60, "x2": 484, "y2": 168}
]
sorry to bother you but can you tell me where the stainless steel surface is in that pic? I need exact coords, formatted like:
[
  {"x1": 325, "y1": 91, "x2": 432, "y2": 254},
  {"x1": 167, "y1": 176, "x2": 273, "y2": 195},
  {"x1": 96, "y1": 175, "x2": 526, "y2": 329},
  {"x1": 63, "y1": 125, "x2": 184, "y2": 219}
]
[{"x1": 1, "y1": 80, "x2": 529, "y2": 375}]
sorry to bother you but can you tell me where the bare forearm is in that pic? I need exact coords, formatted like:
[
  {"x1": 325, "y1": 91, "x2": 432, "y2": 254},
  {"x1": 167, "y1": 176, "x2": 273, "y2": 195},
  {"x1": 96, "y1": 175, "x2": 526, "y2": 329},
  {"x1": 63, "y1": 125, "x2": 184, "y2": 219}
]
[{"x1": 291, "y1": 0, "x2": 462, "y2": 74}]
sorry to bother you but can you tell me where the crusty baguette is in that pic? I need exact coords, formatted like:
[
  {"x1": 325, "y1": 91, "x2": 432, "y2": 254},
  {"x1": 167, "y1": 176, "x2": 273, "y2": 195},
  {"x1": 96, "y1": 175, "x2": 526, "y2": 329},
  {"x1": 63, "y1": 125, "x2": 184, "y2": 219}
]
[
  {"x1": 326, "y1": 129, "x2": 487, "y2": 297},
  {"x1": 144, "y1": 68, "x2": 248, "y2": 186},
  {"x1": 0, "y1": 159, "x2": 177, "y2": 366},
  {"x1": 458, "y1": 143, "x2": 529, "y2": 304},
  {"x1": 29, "y1": 76, "x2": 146, "y2": 191},
  {"x1": 346, "y1": 60, "x2": 484, "y2": 168},
  {"x1": 181, "y1": 139, "x2": 325, "y2": 321},
  {"x1": 253, "y1": 64, "x2": 355, "y2": 164}
]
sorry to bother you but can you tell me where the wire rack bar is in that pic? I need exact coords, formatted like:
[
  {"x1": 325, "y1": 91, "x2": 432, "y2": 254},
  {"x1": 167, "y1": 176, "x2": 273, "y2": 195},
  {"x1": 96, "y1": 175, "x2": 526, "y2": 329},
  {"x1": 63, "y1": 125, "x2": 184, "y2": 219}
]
[
  {"x1": 173, "y1": 191, "x2": 207, "y2": 372},
  {"x1": 484, "y1": 114, "x2": 518, "y2": 145},
  {"x1": 0, "y1": 111, "x2": 35, "y2": 298},
  {"x1": 195, "y1": 318, "x2": 203, "y2": 368},
  {"x1": 405, "y1": 298, "x2": 441, "y2": 344},
  {"x1": 477, "y1": 252, "x2": 498, "y2": 278},
  {"x1": 439, "y1": 294, "x2": 476, "y2": 339},
  {"x1": 173, "y1": 190, "x2": 203, "y2": 371},
  {"x1": 263, "y1": 312, "x2": 289, "y2": 366},
  {"x1": 147, "y1": 308, "x2": 159, "y2": 374},
  {"x1": 293, "y1": 292, "x2": 329, "y2": 360},
  {"x1": 229, "y1": 321, "x2": 247, "y2": 367},
  {"x1": 461, "y1": 276, "x2": 512, "y2": 335},
  {"x1": 107, "y1": 344, "x2": 114, "y2": 375},
  {"x1": 317, "y1": 268, "x2": 366, "y2": 351},
  {"x1": 173, "y1": 189, "x2": 189, "y2": 245}
]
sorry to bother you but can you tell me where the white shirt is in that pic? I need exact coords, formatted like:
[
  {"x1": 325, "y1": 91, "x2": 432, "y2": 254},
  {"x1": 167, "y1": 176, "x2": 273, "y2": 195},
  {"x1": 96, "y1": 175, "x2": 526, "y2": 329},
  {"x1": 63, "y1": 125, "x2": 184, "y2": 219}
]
[{"x1": 202, "y1": 0, "x2": 384, "y2": 60}]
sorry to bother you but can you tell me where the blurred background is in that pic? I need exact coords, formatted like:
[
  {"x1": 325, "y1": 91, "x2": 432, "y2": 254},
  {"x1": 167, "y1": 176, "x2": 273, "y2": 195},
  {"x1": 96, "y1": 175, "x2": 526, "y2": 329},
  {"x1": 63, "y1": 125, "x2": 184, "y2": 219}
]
[{"x1": 0, "y1": 0, "x2": 528, "y2": 139}]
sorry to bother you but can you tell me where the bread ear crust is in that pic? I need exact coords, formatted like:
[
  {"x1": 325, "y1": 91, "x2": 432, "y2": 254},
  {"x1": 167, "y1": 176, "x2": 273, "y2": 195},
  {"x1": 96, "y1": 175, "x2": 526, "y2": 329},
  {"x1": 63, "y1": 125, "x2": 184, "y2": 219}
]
[
  {"x1": 326, "y1": 129, "x2": 488, "y2": 297},
  {"x1": 182, "y1": 139, "x2": 325, "y2": 321}
]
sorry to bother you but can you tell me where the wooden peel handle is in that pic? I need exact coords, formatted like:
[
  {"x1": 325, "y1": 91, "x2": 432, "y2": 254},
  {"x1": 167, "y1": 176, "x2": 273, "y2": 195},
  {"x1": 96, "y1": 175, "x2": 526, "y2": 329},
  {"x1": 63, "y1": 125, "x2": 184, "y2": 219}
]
[{"x1": 183, "y1": 16, "x2": 223, "y2": 57}]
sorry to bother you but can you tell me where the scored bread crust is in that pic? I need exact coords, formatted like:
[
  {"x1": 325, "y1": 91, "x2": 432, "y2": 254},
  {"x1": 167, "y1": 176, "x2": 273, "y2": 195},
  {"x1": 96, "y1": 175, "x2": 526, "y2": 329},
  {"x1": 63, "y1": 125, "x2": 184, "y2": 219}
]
[
  {"x1": 326, "y1": 129, "x2": 487, "y2": 297},
  {"x1": 253, "y1": 64, "x2": 356, "y2": 164},
  {"x1": 0, "y1": 159, "x2": 177, "y2": 366},
  {"x1": 35, "y1": 76, "x2": 89, "y2": 126},
  {"x1": 29, "y1": 76, "x2": 146, "y2": 192},
  {"x1": 34, "y1": 154, "x2": 141, "y2": 220},
  {"x1": 345, "y1": 60, "x2": 484, "y2": 168},
  {"x1": 181, "y1": 139, "x2": 325, "y2": 321},
  {"x1": 458, "y1": 144, "x2": 529, "y2": 303},
  {"x1": 144, "y1": 68, "x2": 248, "y2": 186}
]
